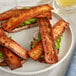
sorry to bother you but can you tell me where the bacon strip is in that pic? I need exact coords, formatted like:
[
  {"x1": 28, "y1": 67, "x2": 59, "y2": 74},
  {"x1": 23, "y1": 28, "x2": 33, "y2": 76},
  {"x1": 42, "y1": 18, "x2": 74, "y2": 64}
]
[
  {"x1": 53, "y1": 19, "x2": 69, "y2": 40},
  {"x1": 0, "y1": 35, "x2": 28, "y2": 59},
  {"x1": 0, "y1": 8, "x2": 51, "y2": 21},
  {"x1": 38, "y1": 17, "x2": 58, "y2": 64},
  {"x1": 0, "y1": 9, "x2": 27, "y2": 21},
  {"x1": 2, "y1": 4, "x2": 53, "y2": 32},
  {"x1": 28, "y1": 40, "x2": 43, "y2": 61},
  {"x1": 1, "y1": 48, "x2": 22, "y2": 70}
]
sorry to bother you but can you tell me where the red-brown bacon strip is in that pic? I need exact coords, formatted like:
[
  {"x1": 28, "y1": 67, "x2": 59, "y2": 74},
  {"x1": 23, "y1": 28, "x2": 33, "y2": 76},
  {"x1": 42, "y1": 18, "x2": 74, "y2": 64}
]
[
  {"x1": 2, "y1": 4, "x2": 53, "y2": 32},
  {"x1": 0, "y1": 9, "x2": 51, "y2": 21},
  {"x1": 1, "y1": 48, "x2": 22, "y2": 70},
  {"x1": 38, "y1": 17, "x2": 58, "y2": 64},
  {"x1": 0, "y1": 35, "x2": 28, "y2": 59},
  {"x1": 53, "y1": 19, "x2": 69, "y2": 40},
  {"x1": 28, "y1": 40, "x2": 43, "y2": 61}
]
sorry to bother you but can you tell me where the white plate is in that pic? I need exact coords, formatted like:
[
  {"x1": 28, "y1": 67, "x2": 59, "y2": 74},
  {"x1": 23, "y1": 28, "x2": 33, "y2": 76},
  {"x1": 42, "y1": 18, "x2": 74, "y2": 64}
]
[{"x1": 0, "y1": 10, "x2": 74, "y2": 75}]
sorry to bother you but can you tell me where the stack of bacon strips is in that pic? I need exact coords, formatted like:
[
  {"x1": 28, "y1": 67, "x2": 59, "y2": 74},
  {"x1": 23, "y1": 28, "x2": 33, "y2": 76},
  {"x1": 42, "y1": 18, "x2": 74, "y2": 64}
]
[
  {"x1": 0, "y1": 4, "x2": 69, "y2": 70},
  {"x1": 0, "y1": 28, "x2": 28, "y2": 69},
  {"x1": 1, "y1": 4, "x2": 53, "y2": 32},
  {"x1": 28, "y1": 19, "x2": 69, "y2": 63}
]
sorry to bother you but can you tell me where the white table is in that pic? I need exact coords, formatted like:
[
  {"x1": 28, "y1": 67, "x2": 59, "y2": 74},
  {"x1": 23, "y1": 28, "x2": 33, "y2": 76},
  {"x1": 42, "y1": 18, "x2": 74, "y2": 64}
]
[{"x1": 0, "y1": 0, "x2": 76, "y2": 76}]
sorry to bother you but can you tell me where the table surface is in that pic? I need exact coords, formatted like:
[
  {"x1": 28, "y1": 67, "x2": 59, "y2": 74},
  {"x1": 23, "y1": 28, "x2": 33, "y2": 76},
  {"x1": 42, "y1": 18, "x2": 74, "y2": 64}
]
[{"x1": 0, "y1": 0, "x2": 76, "y2": 76}]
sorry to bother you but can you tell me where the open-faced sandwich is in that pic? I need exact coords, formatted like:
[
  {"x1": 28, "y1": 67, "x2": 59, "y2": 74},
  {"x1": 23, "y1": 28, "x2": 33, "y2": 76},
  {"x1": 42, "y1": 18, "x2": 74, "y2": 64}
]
[{"x1": 0, "y1": 4, "x2": 69, "y2": 70}]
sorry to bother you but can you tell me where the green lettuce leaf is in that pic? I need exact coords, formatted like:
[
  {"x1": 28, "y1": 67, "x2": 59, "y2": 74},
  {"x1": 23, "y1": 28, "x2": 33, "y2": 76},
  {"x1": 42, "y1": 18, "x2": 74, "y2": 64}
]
[
  {"x1": 56, "y1": 36, "x2": 62, "y2": 50},
  {"x1": 0, "y1": 52, "x2": 3, "y2": 59}
]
